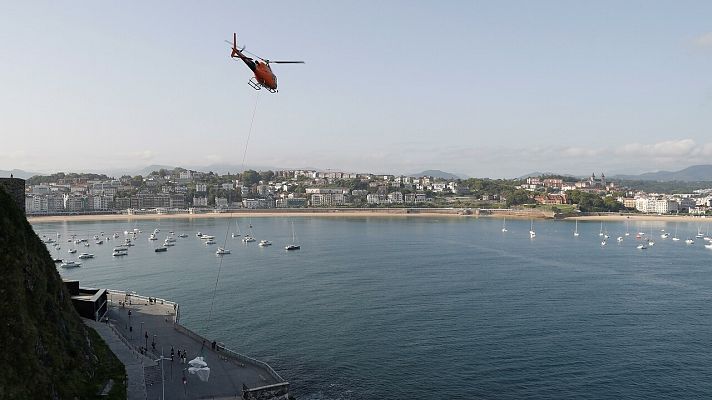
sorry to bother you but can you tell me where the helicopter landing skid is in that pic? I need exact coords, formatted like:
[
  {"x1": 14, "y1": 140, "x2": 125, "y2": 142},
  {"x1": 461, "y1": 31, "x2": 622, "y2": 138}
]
[{"x1": 247, "y1": 78, "x2": 262, "y2": 91}]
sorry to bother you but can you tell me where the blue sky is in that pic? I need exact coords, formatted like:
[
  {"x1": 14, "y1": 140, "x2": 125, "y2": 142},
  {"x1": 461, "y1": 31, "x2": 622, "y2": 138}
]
[{"x1": 1, "y1": 1, "x2": 711, "y2": 178}]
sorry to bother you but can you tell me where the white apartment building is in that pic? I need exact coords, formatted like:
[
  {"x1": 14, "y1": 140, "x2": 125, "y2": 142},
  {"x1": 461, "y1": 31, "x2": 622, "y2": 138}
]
[
  {"x1": 388, "y1": 192, "x2": 404, "y2": 203},
  {"x1": 310, "y1": 193, "x2": 345, "y2": 206},
  {"x1": 635, "y1": 198, "x2": 678, "y2": 214},
  {"x1": 215, "y1": 197, "x2": 228, "y2": 208},
  {"x1": 193, "y1": 196, "x2": 208, "y2": 207}
]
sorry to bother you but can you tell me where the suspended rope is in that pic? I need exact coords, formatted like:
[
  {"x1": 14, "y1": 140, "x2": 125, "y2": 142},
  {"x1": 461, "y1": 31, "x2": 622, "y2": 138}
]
[
  {"x1": 204, "y1": 90, "x2": 262, "y2": 332},
  {"x1": 241, "y1": 90, "x2": 261, "y2": 170}
]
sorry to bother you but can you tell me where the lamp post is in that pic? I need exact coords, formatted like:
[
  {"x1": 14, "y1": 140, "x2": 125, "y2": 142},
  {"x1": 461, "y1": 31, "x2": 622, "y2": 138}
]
[{"x1": 155, "y1": 348, "x2": 170, "y2": 400}]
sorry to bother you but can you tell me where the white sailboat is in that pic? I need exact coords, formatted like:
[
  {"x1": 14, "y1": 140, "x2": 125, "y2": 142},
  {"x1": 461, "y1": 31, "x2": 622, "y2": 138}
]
[
  {"x1": 672, "y1": 223, "x2": 680, "y2": 241},
  {"x1": 529, "y1": 220, "x2": 536, "y2": 239},
  {"x1": 232, "y1": 220, "x2": 242, "y2": 238},
  {"x1": 501, "y1": 217, "x2": 508, "y2": 232},
  {"x1": 624, "y1": 220, "x2": 630, "y2": 236},
  {"x1": 285, "y1": 221, "x2": 300, "y2": 250},
  {"x1": 573, "y1": 220, "x2": 579, "y2": 237},
  {"x1": 599, "y1": 222, "x2": 604, "y2": 237}
]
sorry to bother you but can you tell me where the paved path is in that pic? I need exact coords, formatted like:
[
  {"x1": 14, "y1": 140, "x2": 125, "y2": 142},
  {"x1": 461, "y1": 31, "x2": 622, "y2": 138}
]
[
  {"x1": 106, "y1": 298, "x2": 281, "y2": 400},
  {"x1": 85, "y1": 318, "x2": 148, "y2": 400}
]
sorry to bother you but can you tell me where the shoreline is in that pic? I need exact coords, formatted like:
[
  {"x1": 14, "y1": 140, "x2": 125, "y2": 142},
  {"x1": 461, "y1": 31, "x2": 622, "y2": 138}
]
[
  {"x1": 27, "y1": 209, "x2": 712, "y2": 223},
  {"x1": 27, "y1": 209, "x2": 466, "y2": 223}
]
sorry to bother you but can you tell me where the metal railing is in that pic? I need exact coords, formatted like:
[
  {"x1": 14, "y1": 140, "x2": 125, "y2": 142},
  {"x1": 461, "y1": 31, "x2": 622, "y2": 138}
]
[
  {"x1": 172, "y1": 323, "x2": 286, "y2": 384},
  {"x1": 106, "y1": 289, "x2": 284, "y2": 384}
]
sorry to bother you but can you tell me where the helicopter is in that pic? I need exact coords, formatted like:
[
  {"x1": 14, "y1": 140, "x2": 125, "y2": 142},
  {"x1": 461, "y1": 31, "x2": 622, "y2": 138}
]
[{"x1": 227, "y1": 33, "x2": 304, "y2": 93}]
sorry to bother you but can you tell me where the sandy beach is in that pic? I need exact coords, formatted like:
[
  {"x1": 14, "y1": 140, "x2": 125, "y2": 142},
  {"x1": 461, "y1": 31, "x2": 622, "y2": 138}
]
[
  {"x1": 26, "y1": 209, "x2": 712, "y2": 223},
  {"x1": 26, "y1": 208, "x2": 467, "y2": 223}
]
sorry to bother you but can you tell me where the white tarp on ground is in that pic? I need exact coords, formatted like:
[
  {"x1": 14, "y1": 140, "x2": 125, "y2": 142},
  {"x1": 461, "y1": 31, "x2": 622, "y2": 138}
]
[
  {"x1": 188, "y1": 356, "x2": 208, "y2": 368},
  {"x1": 188, "y1": 356, "x2": 210, "y2": 381},
  {"x1": 188, "y1": 366, "x2": 211, "y2": 382}
]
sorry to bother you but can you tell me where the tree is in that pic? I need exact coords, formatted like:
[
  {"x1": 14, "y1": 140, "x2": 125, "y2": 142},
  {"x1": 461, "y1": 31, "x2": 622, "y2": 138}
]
[
  {"x1": 241, "y1": 170, "x2": 260, "y2": 186},
  {"x1": 259, "y1": 170, "x2": 275, "y2": 182},
  {"x1": 131, "y1": 175, "x2": 144, "y2": 188}
]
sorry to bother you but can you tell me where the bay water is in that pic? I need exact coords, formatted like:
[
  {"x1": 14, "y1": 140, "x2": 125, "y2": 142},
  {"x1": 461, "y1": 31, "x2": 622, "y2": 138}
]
[{"x1": 33, "y1": 217, "x2": 712, "y2": 399}]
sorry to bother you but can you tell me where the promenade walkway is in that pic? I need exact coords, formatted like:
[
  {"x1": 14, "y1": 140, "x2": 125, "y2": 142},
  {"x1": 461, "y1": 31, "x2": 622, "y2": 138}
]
[
  {"x1": 100, "y1": 294, "x2": 283, "y2": 400},
  {"x1": 84, "y1": 318, "x2": 150, "y2": 400}
]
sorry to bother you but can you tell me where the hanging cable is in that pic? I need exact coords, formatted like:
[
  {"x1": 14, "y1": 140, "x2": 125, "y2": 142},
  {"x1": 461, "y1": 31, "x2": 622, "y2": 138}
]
[{"x1": 204, "y1": 90, "x2": 262, "y2": 332}]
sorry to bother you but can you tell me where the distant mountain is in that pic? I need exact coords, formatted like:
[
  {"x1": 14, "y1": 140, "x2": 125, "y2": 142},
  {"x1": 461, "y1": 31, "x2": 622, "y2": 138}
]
[
  {"x1": 517, "y1": 171, "x2": 580, "y2": 180},
  {"x1": 408, "y1": 170, "x2": 463, "y2": 180},
  {"x1": 611, "y1": 165, "x2": 712, "y2": 182},
  {"x1": 0, "y1": 169, "x2": 44, "y2": 179}
]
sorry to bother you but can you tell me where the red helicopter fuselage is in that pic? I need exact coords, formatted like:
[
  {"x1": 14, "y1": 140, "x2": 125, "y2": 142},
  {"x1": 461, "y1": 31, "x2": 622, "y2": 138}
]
[{"x1": 230, "y1": 34, "x2": 278, "y2": 91}]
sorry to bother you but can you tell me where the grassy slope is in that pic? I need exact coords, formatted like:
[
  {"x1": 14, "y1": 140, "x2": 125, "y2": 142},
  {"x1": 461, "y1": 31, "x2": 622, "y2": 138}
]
[{"x1": 0, "y1": 188, "x2": 125, "y2": 399}]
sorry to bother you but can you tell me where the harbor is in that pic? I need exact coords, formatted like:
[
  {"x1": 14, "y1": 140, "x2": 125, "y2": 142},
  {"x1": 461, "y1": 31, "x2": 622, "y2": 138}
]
[{"x1": 94, "y1": 290, "x2": 288, "y2": 400}]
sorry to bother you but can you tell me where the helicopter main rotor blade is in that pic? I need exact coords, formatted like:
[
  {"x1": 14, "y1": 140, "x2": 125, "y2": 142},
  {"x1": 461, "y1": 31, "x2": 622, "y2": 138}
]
[{"x1": 268, "y1": 61, "x2": 305, "y2": 64}]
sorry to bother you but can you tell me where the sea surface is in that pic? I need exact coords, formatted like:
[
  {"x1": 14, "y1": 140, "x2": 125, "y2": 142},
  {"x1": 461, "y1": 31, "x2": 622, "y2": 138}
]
[{"x1": 33, "y1": 217, "x2": 712, "y2": 399}]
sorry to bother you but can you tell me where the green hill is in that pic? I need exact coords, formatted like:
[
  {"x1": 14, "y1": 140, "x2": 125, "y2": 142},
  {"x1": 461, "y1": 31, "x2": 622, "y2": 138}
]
[{"x1": 0, "y1": 188, "x2": 125, "y2": 399}]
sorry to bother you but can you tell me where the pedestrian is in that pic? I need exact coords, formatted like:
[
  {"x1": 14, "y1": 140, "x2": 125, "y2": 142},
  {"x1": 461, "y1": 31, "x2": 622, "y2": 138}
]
[{"x1": 171, "y1": 346, "x2": 174, "y2": 362}]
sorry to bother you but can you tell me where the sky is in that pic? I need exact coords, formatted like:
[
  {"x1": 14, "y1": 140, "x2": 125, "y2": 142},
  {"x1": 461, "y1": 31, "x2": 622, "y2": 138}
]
[{"x1": 1, "y1": 1, "x2": 711, "y2": 178}]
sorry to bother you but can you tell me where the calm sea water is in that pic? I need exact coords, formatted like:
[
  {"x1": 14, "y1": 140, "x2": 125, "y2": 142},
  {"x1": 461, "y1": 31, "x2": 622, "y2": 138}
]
[{"x1": 33, "y1": 217, "x2": 712, "y2": 399}]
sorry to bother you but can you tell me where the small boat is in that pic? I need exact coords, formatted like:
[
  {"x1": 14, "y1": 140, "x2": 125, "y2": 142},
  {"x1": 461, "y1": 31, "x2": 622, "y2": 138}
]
[
  {"x1": 573, "y1": 220, "x2": 579, "y2": 237},
  {"x1": 200, "y1": 234, "x2": 215, "y2": 240},
  {"x1": 196, "y1": 232, "x2": 203, "y2": 237},
  {"x1": 60, "y1": 261, "x2": 81, "y2": 268},
  {"x1": 95, "y1": 240, "x2": 103, "y2": 245},
  {"x1": 68, "y1": 248, "x2": 77, "y2": 254},
  {"x1": 617, "y1": 236, "x2": 623, "y2": 243},
  {"x1": 232, "y1": 220, "x2": 243, "y2": 238},
  {"x1": 672, "y1": 237, "x2": 681, "y2": 242},
  {"x1": 205, "y1": 239, "x2": 217, "y2": 245},
  {"x1": 112, "y1": 247, "x2": 128, "y2": 256},
  {"x1": 165, "y1": 237, "x2": 176, "y2": 242},
  {"x1": 53, "y1": 258, "x2": 63, "y2": 263},
  {"x1": 660, "y1": 233, "x2": 669, "y2": 239},
  {"x1": 77, "y1": 253, "x2": 94, "y2": 259},
  {"x1": 705, "y1": 243, "x2": 712, "y2": 249},
  {"x1": 501, "y1": 217, "x2": 508, "y2": 233},
  {"x1": 685, "y1": 239, "x2": 695, "y2": 245},
  {"x1": 637, "y1": 244, "x2": 647, "y2": 250},
  {"x1": 113, "y1": 233, "x2": 120, "y2": 238},
  {"x1": 149, "y1": 234, "x2": 158, "y2": 241},
  {"x1": 168, "y1": 231, "x2": 174, "y2": 235},
  {"x1": 601, "y1": 240, "x2": 607, "y2": 246},
  {"x1": 242, "y1": 235, "x2": 255, "y2": 243},
  {"x1": 258, "y1": 240, "x2": 272, "y2": 247},
  {"x1": 529, "y1": 220, "x2": 535, "y2": 239},
  {"x1": 599, "y1": 222, "x2": 604, "y2": 237},
  {"x1": 216, "y1": 247, "x2": 231, "y2": 255},
  {"x1": 178, "y1": 233, "x2": 188, "y2": 238},
  {"x1": 155, "y1": 247, "x2": 167, "y2": 252},
  {"x1": 163, "y1": 241, "x2": 175, "y2": 247},
  {"x1": 285, "y1": 221, "x2": 300, "y2": 250}
]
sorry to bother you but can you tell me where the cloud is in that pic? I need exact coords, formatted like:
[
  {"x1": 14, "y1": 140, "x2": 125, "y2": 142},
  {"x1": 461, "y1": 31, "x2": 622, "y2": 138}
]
[
  {"x1": 614, "y1": 139, "x2": 697, "y2": 158},
  {"x1": 559, "y1": 146, "x2": 603, "y2": 158},
  {"x1": 694, "y1": 32, "x2": 712, "y2": 48},
  {"x1": 132, "y1": 150, "x2": 155, "y2": 161}
]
